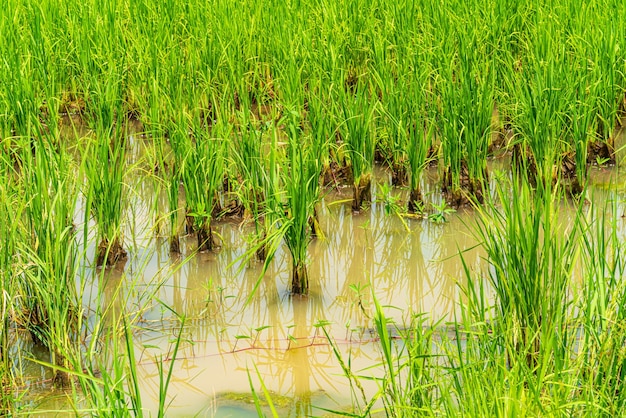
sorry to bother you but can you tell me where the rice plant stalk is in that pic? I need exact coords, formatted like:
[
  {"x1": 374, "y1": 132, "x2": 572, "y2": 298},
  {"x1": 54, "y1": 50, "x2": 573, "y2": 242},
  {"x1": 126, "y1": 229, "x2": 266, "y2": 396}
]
[
  {"x1": 280, "y1": 117, "x2": 322, "y2": 295},
  {"x1": 338, "y1": 84, "x2": 376, "y2": 211},
  {"x1": 84, "y1": 76, "x2": 128, "y2": 267},
  {"x1": 181, "y1": 119, "x2": 227, "y2": 252},
  {"x1": 20, "y1": 129, "x2": 81, "y2": 386}
]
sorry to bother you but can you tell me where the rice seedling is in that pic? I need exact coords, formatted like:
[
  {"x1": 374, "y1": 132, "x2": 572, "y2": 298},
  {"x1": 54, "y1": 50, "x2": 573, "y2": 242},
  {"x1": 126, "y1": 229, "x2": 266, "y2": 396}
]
[
  {"x1": 338, "y1": 83, "x2": 377, "y2": 211},
  {"x1": 436, "y1": 28, "x2": 494, "y2": 205},
  {"x1": 278, "y1": 116, "x2": 322, "y2": 295},
  {"x1": 84, "y1": 76, "x2": 128, "y2": 267},
  {"x1": 180, "y1": 118, "x2": 228, "y2": 252},
  {"x1": 18, "y1": 127, "x2": 82, "y2": 387}
]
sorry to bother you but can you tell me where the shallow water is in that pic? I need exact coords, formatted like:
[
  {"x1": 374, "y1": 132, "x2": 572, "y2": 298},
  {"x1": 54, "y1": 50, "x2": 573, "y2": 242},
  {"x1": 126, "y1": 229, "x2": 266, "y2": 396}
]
[{"x1": 21, "y1": 125, "x2": 626, "y2": 416}]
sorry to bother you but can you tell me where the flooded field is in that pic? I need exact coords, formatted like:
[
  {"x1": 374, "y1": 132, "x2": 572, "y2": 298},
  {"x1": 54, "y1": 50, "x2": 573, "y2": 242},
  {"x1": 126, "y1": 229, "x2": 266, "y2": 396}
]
[
  {"x1": 17, "y1": 149, "x2": 626, "y2": 416},
  {"x1": 3, "y1": 0, "x2": 626, "y2": 415}
]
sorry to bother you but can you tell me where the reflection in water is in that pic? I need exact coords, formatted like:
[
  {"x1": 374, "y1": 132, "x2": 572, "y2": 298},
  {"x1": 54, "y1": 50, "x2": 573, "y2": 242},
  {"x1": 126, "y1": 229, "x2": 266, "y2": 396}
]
[
  {"x1": 124, "y1": 187, "x2": 488, "y2": 415},
  {"x1": 28, "y1": 157, "x2": 626, "y2": 416}
]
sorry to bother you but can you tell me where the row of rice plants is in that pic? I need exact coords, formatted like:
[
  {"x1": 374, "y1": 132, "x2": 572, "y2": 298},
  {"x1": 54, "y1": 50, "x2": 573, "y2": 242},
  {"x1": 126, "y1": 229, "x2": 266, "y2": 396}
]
[{"x1": 2, "y1": 0, "x2": 626, "y2": 209}]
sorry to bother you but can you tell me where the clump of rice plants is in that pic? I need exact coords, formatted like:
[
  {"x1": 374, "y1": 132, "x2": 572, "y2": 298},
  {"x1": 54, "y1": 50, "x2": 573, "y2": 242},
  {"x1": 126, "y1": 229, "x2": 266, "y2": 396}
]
[
  {"x1": 306, "y1": 86, "x2": 334, "y2": 190},
  {"x1": 563, "y1": 66, "x2": 597, "y2": 194},
  {"x1": 242, "y1": 112, "x2": 322, "y2": 296},
  {"x1": 84, "y1": 78, "x2": 128, "y2": 267},
  {"x1": 19, "y1": 130, "x2": 82, "y2": 386},
  {"x1": 180, "y1": 119, "x2": 227, "y2": 252},
  {"x1": 508, "y1": 15, "x2": 571, "y2": 188},
  {"x1": 373, "y1": 60, "x2": 409, "y2": 186},
  {"x1": 231, "y1": 113, "x2": 273, "y2": 261},
  {"x1": 577, "y1": 198, "x2": 626, "y2": 413},
  {"x1": 587, "y1": 24, "x2": 624, "y2": 163},
  {"x1": 475, "y1": 173, "x2": 580, "y2": 370},
  {"x1": 153, "y1": 130, "x2": 183, "y2": 253},
  {"x1": 338, "y1": 83, "x2": 377, "y2": 211},
  {"x1": 279, "y1": 116, "x2": 322, "y2": 295},
  {"x1": 403, "y1": 71, "x2": 435, "y2": 213},
  {"x1": 436, "y1": 28, "x2": 494, "y2": 206}
]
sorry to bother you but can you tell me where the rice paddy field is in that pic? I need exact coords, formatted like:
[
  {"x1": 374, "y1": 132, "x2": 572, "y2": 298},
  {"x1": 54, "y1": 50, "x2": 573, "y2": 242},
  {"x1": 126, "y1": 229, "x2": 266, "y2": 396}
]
[{"x1": 2, "y1": 0, "x2": 626, "y2": 416}]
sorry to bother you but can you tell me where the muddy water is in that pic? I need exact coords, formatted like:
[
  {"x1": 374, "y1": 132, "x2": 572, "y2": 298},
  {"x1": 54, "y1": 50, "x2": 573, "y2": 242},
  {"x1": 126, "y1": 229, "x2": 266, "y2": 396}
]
[
  {"x1": 24, "y1": 127, "x2": 626, "y2": 416},
  {"x1": 115, "y1": 173, "x2": 488, "y2": 416},
  {"x1": 119, "y1": 166, "x2": 626, "y2": 417}
]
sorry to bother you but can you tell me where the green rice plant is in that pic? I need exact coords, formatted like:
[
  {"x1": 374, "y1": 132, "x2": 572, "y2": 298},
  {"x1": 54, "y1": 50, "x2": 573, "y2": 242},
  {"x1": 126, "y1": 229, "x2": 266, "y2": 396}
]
[
  {"x1": 247, "y1": 364, "x2": 280, "y2": 418},
  {"x1": 577, "y1": 198, "x2": 626, "y2": 414},
  {"x1": 369, "y1": 26, "x2": 405, "y2": 179},
  {"x1": 19, "y1": 129, "x2": 82, "y2": 387},
  {"x1": 166, "y1": 164, "x2": 182, "y2": 253},
  {"x1": 65, "y1": 281, "x2": 186, "y2": 417},
  {"x1": 84, "y1": 132, "x2": 128, "y2": 267},
  {"x1": 163, "y1": 112, "x2": 193, "y2": 253},
  {"x1": 436, "y1": 28, "x2": 494, "y2": 205},
  {"x1": 279, "y1": 116, "x2": 322, "y2": 295},
  {"x1": 588, "y1": 24, "x2": 624, "y2": 159},
  {"x1": 180, "y1": 118, "x2": 227, "y2": 252},
  {"x1": 405, "y1": 73, "x2": 434, "y2": 213},
  {"x1": 320, "y1": 292, "x2": 438, "y2": 416},
  {"x1": 370, "y1": 295, "x2": 437, "y2": 416},
  {"x1": 149, "y1": 119, "x2": 182, "y2": 253},
  {"x1": 306, "y1": 86, "x2": 333, "y2": 189},
  {"x1": 239, "y1": 115, "x2": 321, "y2": 296},
  {"x1": 376, "y1": 72, "x2": 409, "y2": 186},
  {"x1": 1, "y1": 27, "x2": 38, "y2": 137},
  {"x1": 474, "y1": 173, "x2": 580, "y2": 371},
  {"x1": 509, "y1": 13, "x2": 570, "y2": 187},
  {"x1": 0, "y1": 149, "x2": 22, "y2": 413},
  {"x1": 72, "y1": 316, "x2": 145, "y2": 417},
  {"x1": 564, "y1": 64, "x2": 596, "y2": 194},
  {"x1": 338, "y1": 83, "x2": 377, "y2": 211},
  {"x1": 231, "y1": 114, "x2": 273, "y2": 261},
  {"x1": 84, "y1": 75, "x2": 128, "y2": 267}
]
